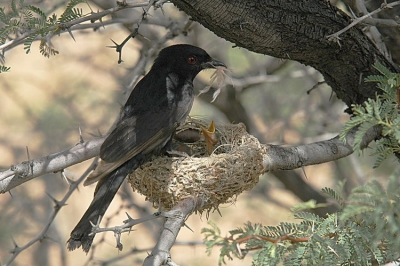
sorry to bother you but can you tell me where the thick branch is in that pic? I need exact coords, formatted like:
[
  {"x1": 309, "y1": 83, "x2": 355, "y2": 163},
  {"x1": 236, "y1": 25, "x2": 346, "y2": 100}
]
[
  {"x1": 263, "y1": 126, "x2": 380, "y2": 171},
  {"x1": 0, "y1": 137, "x2": 105, "y2": 193},
  {"x1": 143, "y1": 197, "x2": 202, "y2": 266},
  {"x1": 170, "y1": 0, "x2": 400, "y2": 107},
  {"x1": 0, "y1": 125, "x2": 381, "y2": 194}
]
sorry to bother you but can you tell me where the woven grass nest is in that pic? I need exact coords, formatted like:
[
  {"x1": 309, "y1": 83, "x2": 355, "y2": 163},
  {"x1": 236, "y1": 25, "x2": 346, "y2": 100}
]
[{"x1": 128, "y1": 117, "x2": 266, "y2": 213}]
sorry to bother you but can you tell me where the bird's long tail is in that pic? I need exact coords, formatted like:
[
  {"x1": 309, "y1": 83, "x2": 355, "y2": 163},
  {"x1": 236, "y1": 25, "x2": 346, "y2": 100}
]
[{"x1": 67, "y1": 157, "x2": 140, "y2": 253}]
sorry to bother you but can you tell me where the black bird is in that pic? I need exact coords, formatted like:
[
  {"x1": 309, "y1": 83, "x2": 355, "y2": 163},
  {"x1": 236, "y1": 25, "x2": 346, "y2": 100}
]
[{"x1": 67, "y1": 44, "x2": 226, "y2": 252}]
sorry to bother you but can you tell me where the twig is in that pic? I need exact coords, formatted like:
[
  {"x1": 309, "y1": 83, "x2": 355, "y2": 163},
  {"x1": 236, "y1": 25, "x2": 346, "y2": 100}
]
[
  {"x1": 0, "y1": 1, "x2": 151, "y2": 54},
  {"x1": 89, "y1": 208, "x2": 185, "y2": 251},
  {"x1": 91, "y1": 211, "x2": 162, "y2": 236},
  {"x1": 0, "y1": 136, "x2": 105, "y2": 193},
  {"x1": 125, "y1": 18, "x2": 193, "y2": 96},
  {"x1": 3, "y1": 159, "x2": 97, "y2": 266},
  {"x1": 107, "y1": 0, "x2": 156, "y2": 64},
  {"x1": 326, "y1": 0, "x2": 400, "y2": 40}
]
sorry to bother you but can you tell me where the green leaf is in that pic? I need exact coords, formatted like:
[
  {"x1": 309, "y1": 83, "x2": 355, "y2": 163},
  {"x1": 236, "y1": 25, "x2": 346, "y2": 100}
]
[
  {"x1": 373, "y1": 62, "x2": 396, "y2": 79},
  {"x1": 23, "y1": 32, "x2": 39, "y2": 54},
  {"x1": 59, "y1": 0, "x2": 86, "y2": 23},
  {"x1": 25, "y1": 5, "x2": 46, "y2": 19},
  {"x1": 322, "y1": 187, "x2": 343, "y2": 203},
  {"x1": 0, "y1": 65, "x2": 11, "y2": 73}
]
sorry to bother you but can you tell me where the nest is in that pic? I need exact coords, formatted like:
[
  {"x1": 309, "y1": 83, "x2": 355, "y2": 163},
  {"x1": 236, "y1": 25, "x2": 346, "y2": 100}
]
[{"x1": 128, "y1": 118, "x2": 266, "y2": 213}]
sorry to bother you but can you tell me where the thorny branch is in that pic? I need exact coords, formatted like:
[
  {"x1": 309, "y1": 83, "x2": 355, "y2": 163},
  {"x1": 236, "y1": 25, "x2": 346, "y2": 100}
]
[
  {"x1": 1, "y1": 5, "x2": 194, "y2": 265},
  {"x1": 143, "y1": 197, "x2": 202, "y2": 266},
  {"x1": 0, "y1": 136, "x2": 105, "y2": 192},
  {"x1": 4, "y1": 160, "x2": 97, "y2": 266},
  {"x1": 107, "y1": 0, "x2": 155, "y2": 64},
  {"x1": 0, "y1": 121, "x2": 382, "y2": 194},
  {"x1": 0, "y1": 3, "x2": 192, "y2": 194},
  {"x1": 1, "y1": 1, "x2": 395, "y2": 264},
  {"x1": 89, "y1": 203, "x2": 193, "y2": 252},
  {"x1": 0, "y1": 1, "x2": 151, "y2": 56},
  {"x1": 327, "y1": 0, "x2": 400, "y2": 41}
]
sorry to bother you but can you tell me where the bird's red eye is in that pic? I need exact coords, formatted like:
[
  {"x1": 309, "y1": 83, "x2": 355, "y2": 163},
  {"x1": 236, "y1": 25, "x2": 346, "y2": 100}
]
[{"x1": 188, "y1": 56, "x2": 197, "y2": 64}]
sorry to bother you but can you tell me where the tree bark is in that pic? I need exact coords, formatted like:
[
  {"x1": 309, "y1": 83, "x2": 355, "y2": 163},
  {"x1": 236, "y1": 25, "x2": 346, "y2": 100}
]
[{"x1": 171, "y1": 0, "x2": 399, "y2": 107}]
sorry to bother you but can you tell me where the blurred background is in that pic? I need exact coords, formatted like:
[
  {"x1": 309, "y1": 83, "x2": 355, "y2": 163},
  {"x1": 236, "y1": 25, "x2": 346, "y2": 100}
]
[{"x1": 0, "y1": 1, "x2": 397, "y2": 265}]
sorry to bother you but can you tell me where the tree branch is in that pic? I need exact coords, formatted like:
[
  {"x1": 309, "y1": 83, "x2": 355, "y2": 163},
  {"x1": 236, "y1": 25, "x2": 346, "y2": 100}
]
[
  {"x1": 143, "y1": 197, "x2": 202, "y2": 266},
  {"x1": 170, "y1": 0, "x2": 399, "y2": 108},
  {"x1": 4, "y1": 162, "x2": 95, "y2": 266},
  {"x1": 0, "y1": 136, "x2": 105, "y2": 193},
  {"x1": 326, "y1": 0, "x2": 400, "y2": 40},
  {"x1": 263, "y1": 126, "x2": 381, "y2": 171},
  {"x1": 0, "y1": 1, "x2": 151, "y2": 55},
  {"x1": 0, "y1": 124, "x2": 382, "y2": 194}
]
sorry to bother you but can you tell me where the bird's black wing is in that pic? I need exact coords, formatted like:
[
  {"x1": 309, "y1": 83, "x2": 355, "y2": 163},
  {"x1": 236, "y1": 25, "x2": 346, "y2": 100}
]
[
  {"x1": 101, "y1": 108, "x2": 175, "y2": 162},
  {"x1": 84, "y1": 73, "x2": 189, "y2": 186}
]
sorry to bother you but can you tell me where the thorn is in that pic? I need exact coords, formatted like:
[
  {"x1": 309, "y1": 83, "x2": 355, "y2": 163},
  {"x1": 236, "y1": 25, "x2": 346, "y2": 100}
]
[
  {"x1": 125, "y1": 212, "x2": 133, "y2": 220},
  {"x1": 89, "y1": 215, "x2": 103, "y2": 236},
  {"x1": 26, "y1": 146, "x2": 33, "y2": 176},
  {"x1": 11, "y1": 236, "x2": 19, "y2": 249},
  {"x1": 8, "y1": 190, "x2": 13, "y2": 198},
  {"x1": 98, "y1": 15, "x2": 105, "y2": 29},
  {"x1": 158, "y1": 198, "x2": 162, "y2": 213},
  {"x1": 78, "y1": 126, "x2": 84, "y2": 144},
  {"x1": 46, "y1": 192, "x2": 64, "y2": 208},
  {"x1": 60, "y1": 169, "x2": 71, "y2": 185},
  {"x1": 107, "y1": 38, "x2": 119, "y2": 49},
  {"x1": 86, "y1": 1, "x2": 94, "y2": 13},
  {"x1": 216, "y1": 208, "x2": 222, "y2": 217},
  {"x1": 141, "y1": 8, "x2": 148, "y2": 18},
  {"x1": 301, "y1": 166, "x2": 308, "y2": 180},
  {"x1": 123, "y1": 212, "x2": 135, "y2": 225},
  {"x1": 107, "y1": 28, "x2": 139, "y2": 64},
  {"x1": 307, "y1": 81, "x2": 326, "y2": 94},
  {"x1": 183, "y1": 222, "x2": 194, "y2": 233},
  {"x1": 67, "y1": 28, "x2": 76, "y2": 42},
  {"x1": 137, "y1": 32, "x2": 150, "y2": 42}
]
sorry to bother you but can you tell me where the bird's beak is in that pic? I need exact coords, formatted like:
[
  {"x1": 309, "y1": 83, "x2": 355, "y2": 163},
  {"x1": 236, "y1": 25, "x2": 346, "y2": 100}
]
[{"x1": 202, "y1": 59, "x2": 227, "y2": 69}]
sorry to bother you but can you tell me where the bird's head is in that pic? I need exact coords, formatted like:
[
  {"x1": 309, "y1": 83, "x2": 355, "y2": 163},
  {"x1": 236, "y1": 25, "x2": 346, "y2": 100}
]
[{"x1": 153, "y1": 44, "x2": 226, "y2": 80}]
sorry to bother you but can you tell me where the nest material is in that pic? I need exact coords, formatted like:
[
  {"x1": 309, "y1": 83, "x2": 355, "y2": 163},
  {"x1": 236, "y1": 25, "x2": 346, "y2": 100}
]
[{"x1": 128, "y1": 118, "x2": 265, "y2": 213}]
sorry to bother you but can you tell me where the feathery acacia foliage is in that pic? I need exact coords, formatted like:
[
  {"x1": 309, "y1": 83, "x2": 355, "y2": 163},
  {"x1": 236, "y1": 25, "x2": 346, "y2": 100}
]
[
  {"x1": 203, "y1": 172, "x2": 400, "y2": 265},
  {"x1": 0, "y1": 0, "x2": 86, "y2": 71},
  {"x1": 339, "y1": 62, "x2": 400, "y2": 167},
  {"x1": 202, "y1": 64, "x2": 400, "y2": 265}
]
